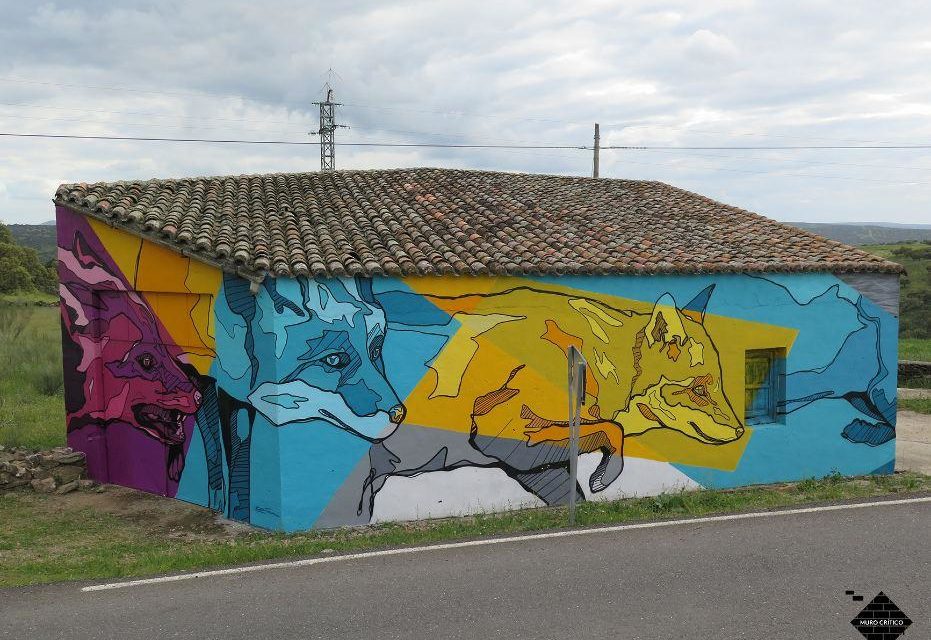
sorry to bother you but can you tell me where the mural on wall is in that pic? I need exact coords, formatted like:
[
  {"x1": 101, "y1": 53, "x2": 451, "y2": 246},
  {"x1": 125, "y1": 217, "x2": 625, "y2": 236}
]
[{"x1": 57, "y1": 206, "x2": 899, "y2": 531}]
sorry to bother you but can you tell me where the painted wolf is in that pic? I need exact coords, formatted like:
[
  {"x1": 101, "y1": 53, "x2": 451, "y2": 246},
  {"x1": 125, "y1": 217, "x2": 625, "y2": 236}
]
[
  {"x1": 201, "y1": 275, "x2": 406, "y2": 520},
  {"x1": 361, "y1": 283, "x2": 745, "y2": 510},
  {"x1": 59, "y1": 231, "x2": 201, "y2": 482}
]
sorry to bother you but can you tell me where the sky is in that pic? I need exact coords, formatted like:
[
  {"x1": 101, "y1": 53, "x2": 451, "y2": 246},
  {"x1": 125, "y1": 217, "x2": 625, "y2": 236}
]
[{"x1": 1, "y1": 0, "x2": 931, "y2": 225}]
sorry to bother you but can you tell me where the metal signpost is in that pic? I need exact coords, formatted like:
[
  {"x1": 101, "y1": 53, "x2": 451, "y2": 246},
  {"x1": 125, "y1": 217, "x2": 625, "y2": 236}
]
[{"x1": 567, "y1": 346, "x2": 587, "y2": 526}]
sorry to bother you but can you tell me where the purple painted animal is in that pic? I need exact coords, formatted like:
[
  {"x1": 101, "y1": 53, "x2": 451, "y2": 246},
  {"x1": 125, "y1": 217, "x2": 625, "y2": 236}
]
[{"x1": 59, "y1": 230, "x2": 201, "y2": 484}]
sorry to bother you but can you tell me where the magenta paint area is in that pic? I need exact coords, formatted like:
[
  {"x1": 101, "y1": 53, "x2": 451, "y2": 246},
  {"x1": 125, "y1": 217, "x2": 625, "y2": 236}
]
[{"x1": 56, "y1": 206, "x2": 201, "y2": 496}]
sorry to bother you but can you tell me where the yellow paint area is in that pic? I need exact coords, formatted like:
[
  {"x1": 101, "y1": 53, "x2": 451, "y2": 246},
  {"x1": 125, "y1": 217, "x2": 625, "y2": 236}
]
[
  {"x1": 87, "y1": 218, "x2": 143, "y2": 282},
  {"x1": 400, "y1": 277, "x2": 797, "y2": 472},
  {"x1": 87, "y1": 219, "x2": 221, "y2": 374},
  {"x1": 428, "y1": 312, "x2": 524, "y2": 398}
]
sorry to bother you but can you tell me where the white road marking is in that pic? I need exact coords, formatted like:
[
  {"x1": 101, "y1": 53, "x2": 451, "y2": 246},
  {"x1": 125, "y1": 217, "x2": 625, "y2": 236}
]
[{"x1": 81, "y1": 495, "x2": 931, "y2": 593}]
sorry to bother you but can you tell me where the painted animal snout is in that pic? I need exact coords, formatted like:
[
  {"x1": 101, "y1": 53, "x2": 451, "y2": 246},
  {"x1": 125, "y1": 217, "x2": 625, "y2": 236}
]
[{"x1": 247, "y1": 380, "x2": 403, "y2": 441}]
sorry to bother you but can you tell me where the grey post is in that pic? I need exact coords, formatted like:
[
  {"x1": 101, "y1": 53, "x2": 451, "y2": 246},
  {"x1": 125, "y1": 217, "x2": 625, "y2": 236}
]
[{"x1": 567, "y1": 346, "x2": 586, "y2": 525}]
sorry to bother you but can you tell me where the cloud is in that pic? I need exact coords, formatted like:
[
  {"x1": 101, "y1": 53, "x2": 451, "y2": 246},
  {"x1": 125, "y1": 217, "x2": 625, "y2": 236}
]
[
  {"x1": 0, "y1": 0, "x2": 929, "y2": 224},
  {"x1": 684, "y1": 29, "x2": 740, "y2": 62}
]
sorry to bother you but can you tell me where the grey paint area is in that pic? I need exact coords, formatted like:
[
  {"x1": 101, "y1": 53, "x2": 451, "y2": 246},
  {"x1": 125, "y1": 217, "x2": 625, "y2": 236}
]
[
  {"x1": 315, "y1": 421, "x2": 616, "y2": 527},
  {"x1": 3, "y1": 501, "x2": 928, "y2": 640},
  {"x1": 313, "y1": 423, "x2": 501, "y2": 528},
  {"x1": 838, "y1": 272, "x2": 901, "y2": 315}
]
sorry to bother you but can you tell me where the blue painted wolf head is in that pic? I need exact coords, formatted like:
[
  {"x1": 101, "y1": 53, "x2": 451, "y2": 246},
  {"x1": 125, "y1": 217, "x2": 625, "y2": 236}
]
[{"x1": 213, "y1": 275, "x2": 406, "y2": 441}]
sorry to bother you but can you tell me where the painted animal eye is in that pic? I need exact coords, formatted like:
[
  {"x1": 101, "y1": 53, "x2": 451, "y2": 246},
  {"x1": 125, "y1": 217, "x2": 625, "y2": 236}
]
[
  {"x1": 137, "y1": 353, "x2": 155, "y2": 371},
  {"x1": 321, "y1": 352, "x2": 349, "y2": 369},
  {"x1": 693, "y1": 385, "x2": 707, "y2": 396},
  {"x1": 370, "y1": 345, "x2": 382, "y2": 360}
]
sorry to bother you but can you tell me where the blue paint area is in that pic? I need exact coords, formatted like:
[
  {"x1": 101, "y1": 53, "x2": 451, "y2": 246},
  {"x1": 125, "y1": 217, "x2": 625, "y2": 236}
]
[
  {"x1": 378, "y1": 290, "x2": 453, "y2": 325},
  {"x1": 869, "y1": 459, "x2": 896, "y2": 475},
  {"x1": 783, "y1": 295, "x2": 895, "y2": 427},
  {"x1": 175, "y1": 421, "x2": 211, "y2": 506},
  {"x1": 279, "y1": 425, "x2": 372, "y2": 531},
  {"x1": 247, "y1": 416, "x2": 282, "y2": 530},
  {"x1": 381, "y1": 329, "x2": 449, "y2": 401},
  {"x1": 376, "y1": 279, "x2": 463, "y2": 402},
  {"x1": 674, "y1": 401, "x2": 895, "y2": 487}
]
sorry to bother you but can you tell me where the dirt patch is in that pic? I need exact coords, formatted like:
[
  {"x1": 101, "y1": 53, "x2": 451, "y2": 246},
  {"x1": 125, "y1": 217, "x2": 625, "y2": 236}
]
[{"x1": 24, "y1": 485, "x2": 254, "y2": 541}]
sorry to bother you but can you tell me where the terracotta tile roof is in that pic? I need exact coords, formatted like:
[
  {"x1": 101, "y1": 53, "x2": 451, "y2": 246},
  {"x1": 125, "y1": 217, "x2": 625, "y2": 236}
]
[{"x1": 54, "y1": 168, "x2": 903, "y2": 279}]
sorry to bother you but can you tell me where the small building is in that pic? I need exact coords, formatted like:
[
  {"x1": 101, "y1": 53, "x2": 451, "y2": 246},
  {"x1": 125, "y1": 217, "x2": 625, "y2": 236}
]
[{"x1": 54, "y1": 168, "x2": 902, "y2": 531}]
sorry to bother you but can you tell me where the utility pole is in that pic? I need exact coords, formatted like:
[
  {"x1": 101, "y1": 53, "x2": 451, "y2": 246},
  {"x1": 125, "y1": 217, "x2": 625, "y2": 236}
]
[
  {"x1": 592, "y1": 123, "x2": 600, "y2": 178},
  {"x1": 312, "y1": 84, "x2": 348, "y2": 171}
]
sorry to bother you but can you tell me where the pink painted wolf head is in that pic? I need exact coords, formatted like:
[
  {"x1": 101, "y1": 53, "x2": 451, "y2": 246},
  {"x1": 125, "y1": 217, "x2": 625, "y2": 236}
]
[{"x1": 59, "y1": 232, "x2": 201, "y2": 448}]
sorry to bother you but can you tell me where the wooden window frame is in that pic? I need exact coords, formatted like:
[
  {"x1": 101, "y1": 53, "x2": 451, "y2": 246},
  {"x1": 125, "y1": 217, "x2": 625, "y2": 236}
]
[{"x1": 744, "y1": 348, "x2": 785, "y2": 426}]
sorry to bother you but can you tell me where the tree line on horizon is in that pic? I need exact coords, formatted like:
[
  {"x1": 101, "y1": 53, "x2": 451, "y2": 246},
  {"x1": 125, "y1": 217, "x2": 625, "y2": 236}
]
[{"x1": 0, "y1": 222, "x2": 57, "y2": 295}]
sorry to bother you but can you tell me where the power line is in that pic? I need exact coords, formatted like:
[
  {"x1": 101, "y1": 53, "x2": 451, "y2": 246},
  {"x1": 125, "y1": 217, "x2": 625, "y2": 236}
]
[
  {"x1": 0, "y1": 131, "x2": 588, "y2": 150},
  {"x1": 605, "y1": 144, "x2": 931, "y2": 150},
  {"x1": 5, "y1": 131, "x2": 931, "y2": 151}
]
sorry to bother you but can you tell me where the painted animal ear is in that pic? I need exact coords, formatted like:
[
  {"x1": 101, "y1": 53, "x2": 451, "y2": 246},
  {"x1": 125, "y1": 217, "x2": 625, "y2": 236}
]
[
  {"x1": 263, "y1": 278, "x2": 306, "y2": 317},
  {"x1": 355, "y1": 276, "x2": 377, "y2": 305},
  {"x1": 681, "y1": 284, "x2": 715, "y2": 324},
  {"x1": 71, "y1": 231, "x2": 108, "y2": 270},
  {"x1": 646, "y1": 293, "x2": 686, "y2": 345}
]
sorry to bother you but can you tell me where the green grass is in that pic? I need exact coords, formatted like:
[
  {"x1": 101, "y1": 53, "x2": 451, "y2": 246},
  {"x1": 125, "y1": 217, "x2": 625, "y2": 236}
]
[
  {"x1": 0, "y1": 304, "x2": 66, "y2": 449},
  {"x1": 0, "y1": 291, "x2": 57, "y2": 305},
  {"x1": 899, "y1": 338, "x2": 931, "y2": 362},
  {"x1": 899, "y1": 398, "x2": 931, "y2": 414},
  {"x1": 862, "y1": 242, "x2": 930, "y2": 341},
  {"x1": 1, "y1": 472, "x2": 929, "y2": 588}
]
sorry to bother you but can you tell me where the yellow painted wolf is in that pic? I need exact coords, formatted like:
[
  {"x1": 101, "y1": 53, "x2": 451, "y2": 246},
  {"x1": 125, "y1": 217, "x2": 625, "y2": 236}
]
[{"x1": 366, "y1": 282, "x2": 745, "y2": 508}]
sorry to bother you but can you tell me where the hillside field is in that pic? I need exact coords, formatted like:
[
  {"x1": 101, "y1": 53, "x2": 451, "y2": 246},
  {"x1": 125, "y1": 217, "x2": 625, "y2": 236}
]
[{"x1": 861, "y1": 242, "x2": 930, "y2": 340}]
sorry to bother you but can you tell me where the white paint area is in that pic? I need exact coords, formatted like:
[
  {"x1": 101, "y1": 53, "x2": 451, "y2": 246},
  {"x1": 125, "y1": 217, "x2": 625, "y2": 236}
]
[
  {"x1": 578, "y1": 454, "x2": 701, "y2": 501},
  {"x1": 81, "y1": 496, "x2": 931, "y2": 593},
  {"x1": 372, "y1": 456, "x2": 699, "y2": 523},
  {"x1": 371, "y1": 467, "x2": 545, "y2": 523}
]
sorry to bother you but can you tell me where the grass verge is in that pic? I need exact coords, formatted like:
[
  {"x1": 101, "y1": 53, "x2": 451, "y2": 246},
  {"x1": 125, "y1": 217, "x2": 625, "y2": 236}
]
[
  {"x1": 1, "y1": 471, "x2": 929, "y2": 589},
  {"x1": 899, "y1": 398, "x2": 931, "y2": 414},
  {"x1": 899, "y1": 338, "x2": 931, "y2": 362}
]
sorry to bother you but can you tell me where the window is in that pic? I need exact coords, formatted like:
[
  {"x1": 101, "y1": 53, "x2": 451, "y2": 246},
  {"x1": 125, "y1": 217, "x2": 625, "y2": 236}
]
[{"x1": 745, "y1": 349, "x2": 785, "y2": 425}]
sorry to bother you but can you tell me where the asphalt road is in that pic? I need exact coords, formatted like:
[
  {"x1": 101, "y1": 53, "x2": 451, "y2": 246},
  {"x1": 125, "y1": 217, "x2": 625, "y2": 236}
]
[{"x1": 2, "y1": 499, "x2": 927, "y2": 640}]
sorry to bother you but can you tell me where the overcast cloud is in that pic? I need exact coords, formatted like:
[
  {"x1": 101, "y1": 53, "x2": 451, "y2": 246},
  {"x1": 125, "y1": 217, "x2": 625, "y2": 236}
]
[{"x1": 1, "y1": 0, "x2": 930, "y2": 224}]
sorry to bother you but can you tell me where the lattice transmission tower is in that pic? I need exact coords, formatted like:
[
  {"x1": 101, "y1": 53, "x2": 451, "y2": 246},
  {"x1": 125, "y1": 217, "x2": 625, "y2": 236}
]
[{"x1": 313, "y1": 85, "x2": 348, "y2": 171}]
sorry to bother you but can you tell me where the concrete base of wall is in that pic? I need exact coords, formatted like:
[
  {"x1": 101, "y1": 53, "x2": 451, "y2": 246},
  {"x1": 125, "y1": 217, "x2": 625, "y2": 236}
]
[
  {"x1": 898, "y1": 387, "x2": 931, "y2": 400},
  {"x1": 896, "y1": 410, "x2": 931, "y2": 474}
]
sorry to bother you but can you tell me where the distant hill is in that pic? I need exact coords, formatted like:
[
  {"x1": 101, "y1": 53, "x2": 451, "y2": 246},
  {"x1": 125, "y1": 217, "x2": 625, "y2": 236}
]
[
  {"x1": 791, "y1": 222, "x2": 931, "y2": 245},
  {"x1": 8, "y1": 224, "x2": 57, "y2": 262},
  {"x1": 861, "y1": 242, "x2": 931, "y2": 339}
]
